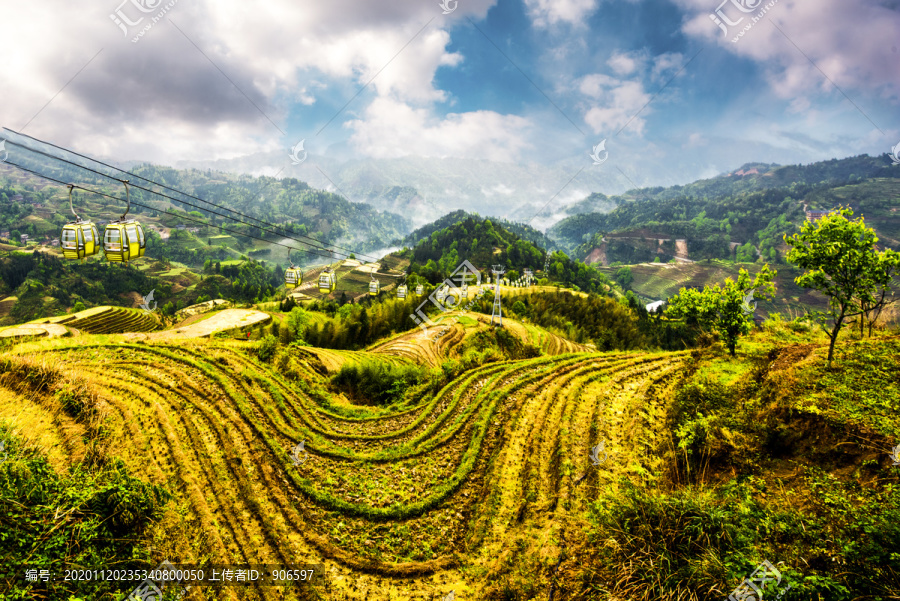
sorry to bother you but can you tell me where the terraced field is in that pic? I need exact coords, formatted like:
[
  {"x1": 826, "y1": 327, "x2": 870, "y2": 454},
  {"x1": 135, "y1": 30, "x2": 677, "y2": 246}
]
[
  {"x1": 367, "y1": 313, "x2": 591, "y2": 366},
  {"x1": 27, "y1": 305, "x2": 161, "y2": 334},
  {"x1": 0, "y1": 335, "x2": 688, "y2": 600}
]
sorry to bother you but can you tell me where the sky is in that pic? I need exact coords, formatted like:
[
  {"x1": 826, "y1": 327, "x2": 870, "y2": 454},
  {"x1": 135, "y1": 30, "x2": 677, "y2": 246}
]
[{"x1": 0, "y1": 0, "x2": 898, "y2": 196}]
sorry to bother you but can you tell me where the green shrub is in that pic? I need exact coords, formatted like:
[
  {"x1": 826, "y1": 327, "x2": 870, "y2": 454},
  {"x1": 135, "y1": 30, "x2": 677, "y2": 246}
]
[
  {"x1": 331, "y1": 360, "x2": 424, "y2": 405},
  {"x1": 0, "y1": 428, "x2": 169, "y2": 599},
  {"x1": 461, "y1": 327, "x2": 540, "y2": 361},
  {"x1": 73, "y1": 301, "x2": 86, "y2": 313},
  {"x1": 257, "y1": 334, "x2": 278, "y2": 362}
]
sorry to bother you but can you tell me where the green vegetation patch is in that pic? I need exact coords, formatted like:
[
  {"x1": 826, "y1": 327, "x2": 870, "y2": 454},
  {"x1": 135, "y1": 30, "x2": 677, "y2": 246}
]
[
  {"x1": 791, "y1": 337, "x2": 900, "y2": 438},
  {"x1": 0, "y1": 427, "x2": 170, "y2": 599}
]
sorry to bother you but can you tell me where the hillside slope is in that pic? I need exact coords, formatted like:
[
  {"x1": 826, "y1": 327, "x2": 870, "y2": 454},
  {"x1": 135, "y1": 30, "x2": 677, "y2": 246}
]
[{"x1": 1, "y1": 323, "x2": 896, "y2": 599}]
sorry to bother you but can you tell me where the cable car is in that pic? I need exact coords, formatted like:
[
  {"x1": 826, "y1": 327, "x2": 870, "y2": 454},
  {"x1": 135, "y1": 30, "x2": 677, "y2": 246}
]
[
  {"x1": 461, "y1": 284, "x2": 468, "y2": 299},
  {"x1": 284, "y1": 249, "x2": 303, "y2": 290},
  {"x1": 435, "y1": 285, "x2": 448, "y2": 304},
  {"x1": 397, "y1": 284, "x2": 407, "y2": 299},
  {"x1": 369, "y1": 277, "x2": 380, "y2": 296},
  {"x1": 318, "y1": 267, "x2": 336, "y2": 294},
  {"x1": 415, "y1": 284, "x2": 424, "y2": 295},
  {"x1": 60, "y1": 184, "x2": 100, "y2": 261},
  {"x1": 103, "y1": 180, "x2": 145, "y2": 263}
]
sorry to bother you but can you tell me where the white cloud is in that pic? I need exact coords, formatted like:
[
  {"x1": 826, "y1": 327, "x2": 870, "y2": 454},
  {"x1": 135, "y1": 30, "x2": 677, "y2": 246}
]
[
  {"x1": 685, "y1": 132, "x2": 707, "y2": 147},
  {"x1": 524, "y1": 0, "x2": 599, "y2": 28},
  {"x1": 345, "y1": 97, "x2": 533, "y2": 162},
  {"x1": 608, "y1": 51, "x2": 644, "y2": 76},
  {"x1": 0, "y1": 0, "x2": 497, "y2": 163},
  {"x1": 576, "y1": 49, "x2": 688, "y2": 137},
  {"x1": 651, "y1": 52, "x2": 685, "y2": 82},
  {"x1": 579, "y1": 75, "x2": 651, "y2": 136},
  {"x1": 675, "y1": 0, "x2": 900, "y2": 105},
  {"x1": 579, "y1": 73, "x2": 621, "y2": 98},
  {"x1": 481, "y1": 183, "x2": 515, "y2": 196}
]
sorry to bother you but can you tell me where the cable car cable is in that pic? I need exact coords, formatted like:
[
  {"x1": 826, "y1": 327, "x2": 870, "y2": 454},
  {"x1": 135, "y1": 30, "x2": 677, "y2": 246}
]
[
  {"x1": 2, "y1": 160, "x2": 340, "y2": 263},
  {"x1": 1, "y1": 138, "x2": 355, "y2": 260},
  {"x1": 0, "y1": 130, "x2": 379, "y2": 261}
]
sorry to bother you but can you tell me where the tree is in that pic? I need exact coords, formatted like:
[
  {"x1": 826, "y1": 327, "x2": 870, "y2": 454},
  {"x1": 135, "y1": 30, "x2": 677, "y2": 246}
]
[
  {"x1": 784, "y1": 208, "x2": 899, "y2": 366},
  {"x1": 858, "y1": 255, "x2": 899, "y2": 337},
  {"x1": 287, "y1": 306, "x2": 310, "y2": 341},
  {"x1": 666, "y1": 265, "x2": 776, "y2": 356},
  {"x1": 615, "y1": 266, "x2": 633, "y2": 288}
]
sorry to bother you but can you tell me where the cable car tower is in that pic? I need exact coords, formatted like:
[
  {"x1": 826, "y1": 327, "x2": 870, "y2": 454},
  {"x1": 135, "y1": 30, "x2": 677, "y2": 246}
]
[{"x1": 490, "y1": 264, "x2": 505, "y2": 327}]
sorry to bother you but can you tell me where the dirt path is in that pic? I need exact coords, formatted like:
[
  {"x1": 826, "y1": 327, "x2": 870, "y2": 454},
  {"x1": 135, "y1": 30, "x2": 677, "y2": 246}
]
[
  {"x1": 0, "y1": 323, "x2": 70, "y2": 338},
  {"x1": 127, "y1": 309, "x2": 271, "y2": 340}
]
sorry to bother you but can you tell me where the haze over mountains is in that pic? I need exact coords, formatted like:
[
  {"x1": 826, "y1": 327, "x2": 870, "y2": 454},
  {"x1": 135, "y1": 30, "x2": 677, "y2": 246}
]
[{"x1": 173, "y1": 140, "x2": 840, "y2": 230}]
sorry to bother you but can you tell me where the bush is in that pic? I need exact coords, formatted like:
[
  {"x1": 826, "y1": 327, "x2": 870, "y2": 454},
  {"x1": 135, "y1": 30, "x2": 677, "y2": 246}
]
[
  {"x1": 257, "y1": 334, "x2": 278, "y2": 362},
  {"x1": 0, "y1": 429, "x2": 170, "y2": 599},
  {"x1": 331, "y1": 360, "x2": 424, "y2": 405},
  {"x1": 287, "y1": 307, "x2": 310, "y2": 341},
  {"x1": 73, "y1": 301, "x2": 86, "y2": 313},
  {"x1": 462, "y1": 327, "x2": 541, "y2": 360}
]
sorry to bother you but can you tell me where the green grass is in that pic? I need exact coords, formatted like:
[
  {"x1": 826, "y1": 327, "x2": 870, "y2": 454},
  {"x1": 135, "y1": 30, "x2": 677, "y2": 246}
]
[{"x1": 791, "y1": 337, "x2": 900, "y2": 438}]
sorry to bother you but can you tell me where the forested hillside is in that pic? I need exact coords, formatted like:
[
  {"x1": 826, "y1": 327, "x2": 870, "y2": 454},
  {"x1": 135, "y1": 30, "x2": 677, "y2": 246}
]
[
  {"x1": 0, "y1": 158, "x2": 410, "y2": 264},
  {"x1": 549, "y1": 154, "x2": 900, "y2": 265},
  {"x1": 398, "y1": 214, "x2": 619, "y2": 295}
]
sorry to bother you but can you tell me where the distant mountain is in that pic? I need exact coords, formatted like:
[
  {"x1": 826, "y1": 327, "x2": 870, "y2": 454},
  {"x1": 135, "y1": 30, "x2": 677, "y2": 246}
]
[
  {"x1": 0, "y1": 157, "x2": 412, "y2": 264},
  {"x1": 176, "y1": 152, "x2": 632, "y2": 229},
  {"x1": 548, "y1": 154, "x2": 900, "y2": 266}
]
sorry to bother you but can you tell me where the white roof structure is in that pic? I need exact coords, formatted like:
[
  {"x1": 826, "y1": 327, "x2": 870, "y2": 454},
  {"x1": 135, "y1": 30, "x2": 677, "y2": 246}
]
[{"x1": 646, "y1": 300, "x2": 666, "y2": 312}]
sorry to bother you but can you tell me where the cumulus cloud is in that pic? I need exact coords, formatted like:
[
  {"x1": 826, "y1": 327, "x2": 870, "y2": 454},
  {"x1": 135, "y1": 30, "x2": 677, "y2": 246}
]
[
  {"x1": 608, "y1": 51, "x2": 643, "y2": 76},
  {"x1": 345, "y1": 97, "x2": 533, "y2": 162},
  {"x1": 0, "y1": 0, "x2": 497, "y2": 163},
  {"x1": 523, "y1": 0, "x2": 599, "y2": 28},
  {"x1": 579, "y1": 58, "x2": 661, "y2": 137},
  {"x1": 674, "y1": 0, "x2": 900, "y2": 105}
]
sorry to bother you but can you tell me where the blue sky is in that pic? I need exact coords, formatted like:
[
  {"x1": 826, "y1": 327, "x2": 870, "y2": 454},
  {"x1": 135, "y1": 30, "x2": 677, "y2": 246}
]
[{"x1": 0, "y1": 0, "x2": 898, "y2": 191}]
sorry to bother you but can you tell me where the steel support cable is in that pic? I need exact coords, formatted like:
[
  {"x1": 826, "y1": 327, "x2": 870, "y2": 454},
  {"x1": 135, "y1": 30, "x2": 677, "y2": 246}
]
[
  {"x1": 1, "y1": 128, "x2": 379, "y2": 261},
  {"x1": 2, "y1": 159, "x2": 340, "y2": 263},
  {"x1": 1, "y1": 137, "x2": 348, "y2": 259}
]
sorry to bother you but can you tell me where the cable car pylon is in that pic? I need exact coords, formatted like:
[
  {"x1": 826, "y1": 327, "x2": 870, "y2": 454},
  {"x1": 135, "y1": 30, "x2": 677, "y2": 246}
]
[{"x1": 490, "y1": 264, "x2": 505, "y2": 327}]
